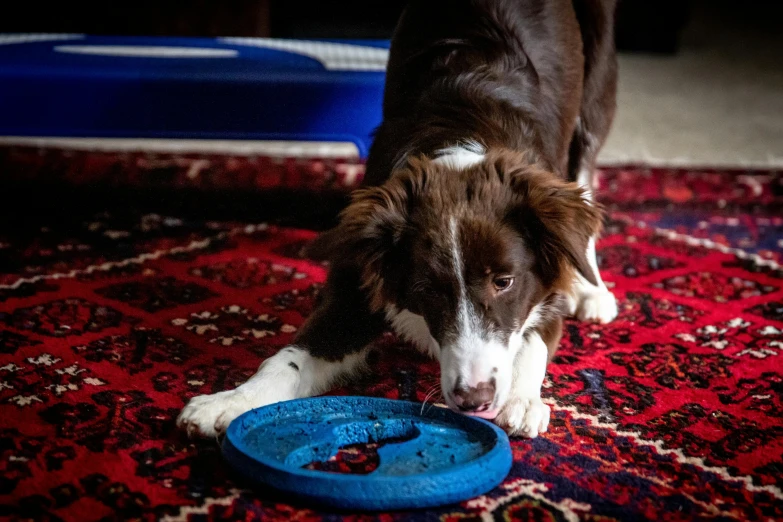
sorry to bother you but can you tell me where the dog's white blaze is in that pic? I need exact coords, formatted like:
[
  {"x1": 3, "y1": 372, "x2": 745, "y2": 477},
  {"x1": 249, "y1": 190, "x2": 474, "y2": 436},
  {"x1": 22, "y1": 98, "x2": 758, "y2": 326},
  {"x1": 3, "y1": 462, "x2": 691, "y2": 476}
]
[
  {"x1": 385, "y1": 305, "x2": 440, "y2": 357},
  {"x1": 445, "y1": 217, "x2": 508, "y2": 389},
  {"x1": 448, "y1": 216, "x2": 470, "y2": 334},
  {"x1": 177, "y1": 346, "x2": 368, "y2": 437},
  {"x1": 433, "y1": 141, "x2": 486, "y2": 171}
]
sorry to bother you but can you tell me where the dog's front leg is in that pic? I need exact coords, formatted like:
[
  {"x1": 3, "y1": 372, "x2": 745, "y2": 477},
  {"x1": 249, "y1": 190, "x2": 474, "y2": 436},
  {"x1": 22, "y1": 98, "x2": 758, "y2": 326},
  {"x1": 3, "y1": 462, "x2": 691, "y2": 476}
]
[
  {"x1": 565, "y1": 236, "x2": 618, "y2": 323},
  {"x1": 178, "y1": 266, "x2": 387, "y2": 438},
  {"x1": 494, "y1": 330, "x2": 551, "y2": 438}
]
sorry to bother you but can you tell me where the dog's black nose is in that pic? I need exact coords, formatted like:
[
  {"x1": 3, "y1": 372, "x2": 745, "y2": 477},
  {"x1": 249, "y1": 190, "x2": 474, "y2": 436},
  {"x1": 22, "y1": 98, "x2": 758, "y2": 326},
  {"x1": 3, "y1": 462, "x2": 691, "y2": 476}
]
[{"x1": 452, "y1": 381, "x2": 495, "y2": 411}]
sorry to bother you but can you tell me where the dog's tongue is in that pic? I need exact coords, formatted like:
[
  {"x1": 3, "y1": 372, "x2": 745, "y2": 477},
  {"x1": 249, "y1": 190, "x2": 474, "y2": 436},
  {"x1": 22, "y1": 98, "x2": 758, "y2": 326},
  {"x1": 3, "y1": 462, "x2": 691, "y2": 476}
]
[{"x1": 466, "y1": 409, "x2": 499, "y2": 420}]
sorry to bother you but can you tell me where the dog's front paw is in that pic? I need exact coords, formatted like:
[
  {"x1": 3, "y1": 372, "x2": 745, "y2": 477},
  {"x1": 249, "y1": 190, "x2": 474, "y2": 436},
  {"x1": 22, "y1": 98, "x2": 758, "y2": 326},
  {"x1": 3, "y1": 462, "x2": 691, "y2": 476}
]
[
  {"x1": 177, "y1": 389, "x2": 253, "y2": 438},
  {"x1": 495, "y1": 397, "x2": 550, "y2": 438},
  {"x1": 566, "y1": 288, "x2": 618, "y2": 324}
]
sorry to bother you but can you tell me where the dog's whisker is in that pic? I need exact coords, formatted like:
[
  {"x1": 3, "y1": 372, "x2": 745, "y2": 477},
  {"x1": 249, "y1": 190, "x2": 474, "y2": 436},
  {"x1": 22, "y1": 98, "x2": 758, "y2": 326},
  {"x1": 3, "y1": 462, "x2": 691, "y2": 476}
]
[
  {"x1": 422, "y1": 386, "x2": 435, "y2": 404},
  {"x1": 420, "y1": 384, "x2": 442, "y2": 414},
  {"x1": 423, "y1": 389, "x2": 443, "y2": 415},
  {"x1": 419, "y1": 385, "x2": 438, "y2": 413}
]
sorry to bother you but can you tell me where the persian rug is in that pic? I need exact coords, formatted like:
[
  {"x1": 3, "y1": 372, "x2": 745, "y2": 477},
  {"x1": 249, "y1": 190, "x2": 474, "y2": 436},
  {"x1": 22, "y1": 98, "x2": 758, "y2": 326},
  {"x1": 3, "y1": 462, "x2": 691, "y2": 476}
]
[{"x1": 0, "y1": 149, "x2": 781, "y2": 521}]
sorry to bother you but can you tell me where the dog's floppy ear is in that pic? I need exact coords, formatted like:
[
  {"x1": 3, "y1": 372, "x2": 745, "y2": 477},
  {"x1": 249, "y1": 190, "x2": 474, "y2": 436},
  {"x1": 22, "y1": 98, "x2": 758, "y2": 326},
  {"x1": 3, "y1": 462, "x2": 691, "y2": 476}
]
[
  {"x1": 314, "y1": 160, "x2": 424, "y2": 311},
  {"x1": 501, "y1": 156, "x2": 603, "y2": 288}
]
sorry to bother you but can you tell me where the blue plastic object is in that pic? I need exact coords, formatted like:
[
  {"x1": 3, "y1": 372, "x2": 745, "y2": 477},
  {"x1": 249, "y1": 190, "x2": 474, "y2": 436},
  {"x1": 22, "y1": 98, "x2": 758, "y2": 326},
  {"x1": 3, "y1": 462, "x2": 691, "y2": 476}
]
[
  {"x1": 222, "y1": 396, "x2": 512, "y2": 510},
  {"x1": 0, "y1": 34, "x2": 388, "y2": 158}
]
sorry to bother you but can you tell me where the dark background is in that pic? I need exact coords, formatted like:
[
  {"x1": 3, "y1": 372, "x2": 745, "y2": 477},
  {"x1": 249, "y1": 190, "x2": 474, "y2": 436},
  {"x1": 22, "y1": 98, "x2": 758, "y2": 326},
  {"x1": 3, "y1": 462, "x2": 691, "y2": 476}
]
[
  {"x1": 0, "y1": 0, "x2": 780, "y2": 227},
  {"x1": 1, "y1": 0, "x2": 691, "y2": 54}
]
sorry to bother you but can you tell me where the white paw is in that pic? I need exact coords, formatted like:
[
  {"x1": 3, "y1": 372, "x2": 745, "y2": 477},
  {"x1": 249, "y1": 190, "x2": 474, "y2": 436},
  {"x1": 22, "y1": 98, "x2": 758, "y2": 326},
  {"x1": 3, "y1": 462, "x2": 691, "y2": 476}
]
[
  {"x1": 177, "y1": 389, "x2": 254, "y2": 438},
  {"x1": 567, "y1": 288, "x2": 618, "y2": 324},
  {"x1": 495, "y1": 397, "x2": 550, "y2": 438}
]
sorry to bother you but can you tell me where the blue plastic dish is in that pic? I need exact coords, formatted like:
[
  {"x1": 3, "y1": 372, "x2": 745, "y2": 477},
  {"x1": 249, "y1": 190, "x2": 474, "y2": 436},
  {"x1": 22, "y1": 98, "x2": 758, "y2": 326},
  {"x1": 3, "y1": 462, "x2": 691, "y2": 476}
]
[{"x1": 222, "y1": 396, "x2": 512, "y2": 510}]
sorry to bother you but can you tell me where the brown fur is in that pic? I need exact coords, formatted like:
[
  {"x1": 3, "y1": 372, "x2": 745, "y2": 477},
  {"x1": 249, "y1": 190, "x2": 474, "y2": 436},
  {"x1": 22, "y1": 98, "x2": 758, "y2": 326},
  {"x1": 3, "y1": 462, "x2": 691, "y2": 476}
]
[
  {"x1": 299, "y1": 0, "x2": 617, "y2": 369},
  {"x1": 363, "y1": 0, "x2": 604, "y2": 187},
  {"x1": 539, "y1": 315, "x2": 565, "y2": 363},
  {"x1": 312, "y1": 150, "x2": 601, "y2": 357}
]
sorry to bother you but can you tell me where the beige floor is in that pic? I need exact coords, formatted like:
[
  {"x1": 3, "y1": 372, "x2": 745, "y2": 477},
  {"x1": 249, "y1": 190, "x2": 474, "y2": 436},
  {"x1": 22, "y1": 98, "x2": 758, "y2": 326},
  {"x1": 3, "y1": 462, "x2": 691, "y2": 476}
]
[{"x1": 599, "y1": 1, "x2": 783, "y2": 168}]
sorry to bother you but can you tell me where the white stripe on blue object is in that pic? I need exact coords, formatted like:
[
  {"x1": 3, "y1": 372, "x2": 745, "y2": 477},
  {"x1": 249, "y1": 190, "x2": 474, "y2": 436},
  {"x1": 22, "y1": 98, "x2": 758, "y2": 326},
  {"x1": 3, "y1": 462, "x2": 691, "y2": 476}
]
[
  {"x1": 0, "y1": 33, "x2": 84, "y2": 45},
  {"x1": 220, "y1": 37, "x2": 389, "y2": 71},
  {"x1": 54, "y1": 45, "x2": 239, "y2": 58}
]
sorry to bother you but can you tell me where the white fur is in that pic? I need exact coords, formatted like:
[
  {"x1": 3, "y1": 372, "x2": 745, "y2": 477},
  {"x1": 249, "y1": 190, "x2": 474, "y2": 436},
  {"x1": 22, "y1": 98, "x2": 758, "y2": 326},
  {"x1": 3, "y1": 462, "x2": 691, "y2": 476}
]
[
  {"x1": 495, "y1": 331, "x2": 551, "y2": 438},
  {"x1": 566, "y1": 236, "x2": 618, "y2": 323},
  {"x1": 448, "y1": 216, "x2": 498, "y2": 388},
  {"x1": 566, "y1": 168, "x2": 618, "y2": 324},
  {"x1": 520, "y1": 302, "x2": 546, "y2": 335},
  {"x1": 577, "y1": 166, "x2": 594, "y2": 204},
  {"x1": 385, "y1": 305, "x2": 440, "y2": 357},
  {"x1": 177, "y1": 346, "x2": 368, "y2": 437},
  {"x1": 439, "y1": 217, "x2": 518, "y2": 412},
  {"x1": 433, "y1": 141, "x2": 486, "y2": 170}
]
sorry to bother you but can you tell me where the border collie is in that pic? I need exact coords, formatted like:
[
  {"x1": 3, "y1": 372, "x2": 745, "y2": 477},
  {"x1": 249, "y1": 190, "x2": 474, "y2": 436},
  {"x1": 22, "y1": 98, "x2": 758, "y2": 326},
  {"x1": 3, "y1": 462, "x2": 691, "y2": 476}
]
[{"x1": 179, "y1": 0, "x2": 618, "y2": 438}]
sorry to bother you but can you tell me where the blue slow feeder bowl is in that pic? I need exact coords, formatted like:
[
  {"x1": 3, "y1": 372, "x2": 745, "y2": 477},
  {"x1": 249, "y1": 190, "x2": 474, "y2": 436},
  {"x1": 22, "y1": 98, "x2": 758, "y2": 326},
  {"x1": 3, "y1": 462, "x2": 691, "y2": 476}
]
[{"x1": 222, "y1": 396, "x2": 512, "y2": 510}]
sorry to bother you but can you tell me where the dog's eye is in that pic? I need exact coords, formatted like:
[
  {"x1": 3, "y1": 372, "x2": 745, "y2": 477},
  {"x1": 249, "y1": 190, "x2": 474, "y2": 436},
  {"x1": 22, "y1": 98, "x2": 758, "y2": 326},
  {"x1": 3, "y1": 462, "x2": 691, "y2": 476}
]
[{"x1": 492, "y1": 276, "x2": 514, "y2": 292}]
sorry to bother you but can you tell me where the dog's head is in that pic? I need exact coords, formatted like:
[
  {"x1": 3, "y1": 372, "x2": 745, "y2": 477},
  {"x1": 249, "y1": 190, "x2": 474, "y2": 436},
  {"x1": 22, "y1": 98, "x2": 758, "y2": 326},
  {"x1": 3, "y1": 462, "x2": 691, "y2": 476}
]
[{"x1": 314, "y1": 150, "x2": 601, "y2": 418}]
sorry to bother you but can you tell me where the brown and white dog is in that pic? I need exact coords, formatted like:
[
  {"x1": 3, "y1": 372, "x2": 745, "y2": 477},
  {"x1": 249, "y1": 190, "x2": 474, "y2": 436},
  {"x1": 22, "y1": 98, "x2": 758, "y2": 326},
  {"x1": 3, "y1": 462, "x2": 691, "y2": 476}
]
[{"x1": 179, "y1": 0, "x2": 618, "y2": 438}]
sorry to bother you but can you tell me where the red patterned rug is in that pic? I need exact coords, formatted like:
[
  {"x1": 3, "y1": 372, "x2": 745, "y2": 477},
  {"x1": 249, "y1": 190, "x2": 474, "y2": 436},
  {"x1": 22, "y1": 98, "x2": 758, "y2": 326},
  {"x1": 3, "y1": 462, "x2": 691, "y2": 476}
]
[{"x1": 1, "y1": 151, "x2": 782, "y2": 521}]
